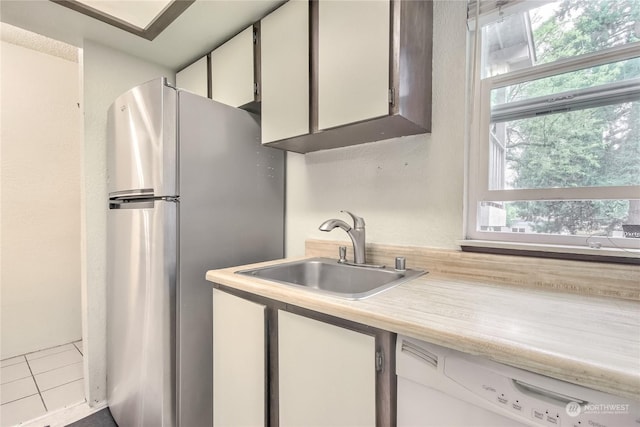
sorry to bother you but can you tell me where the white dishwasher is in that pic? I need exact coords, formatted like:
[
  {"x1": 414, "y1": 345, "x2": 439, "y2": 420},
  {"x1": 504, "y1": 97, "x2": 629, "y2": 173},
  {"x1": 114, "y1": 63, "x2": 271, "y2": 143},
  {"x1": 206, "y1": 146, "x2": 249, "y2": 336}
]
[{"x1": 396, "y1": 335, "x2": 639, "y2": 427}]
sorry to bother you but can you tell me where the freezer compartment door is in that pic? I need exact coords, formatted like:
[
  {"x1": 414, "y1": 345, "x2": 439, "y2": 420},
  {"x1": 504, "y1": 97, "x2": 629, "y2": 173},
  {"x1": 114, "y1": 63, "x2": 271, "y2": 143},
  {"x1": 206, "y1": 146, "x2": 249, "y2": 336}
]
[
  {"x1": 107, "y1": 199, "x2": 177, "y2": 427},
  {"x1": 107, "y1": 78, "x2": 177, "y2": 197}
]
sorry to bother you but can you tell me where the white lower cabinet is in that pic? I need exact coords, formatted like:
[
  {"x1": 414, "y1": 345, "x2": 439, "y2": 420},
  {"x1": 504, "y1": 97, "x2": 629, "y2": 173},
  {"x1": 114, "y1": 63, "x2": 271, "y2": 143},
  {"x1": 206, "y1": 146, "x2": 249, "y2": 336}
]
[
  {"x1": 212, "y1": 288, "x2": 266, "y2": 427},
  {"x1": 212, "y1": 287, "x2": 390, "y2": 427},
  {"x1": 278, "y1": 310, "x2": 376, "y2": 427}
]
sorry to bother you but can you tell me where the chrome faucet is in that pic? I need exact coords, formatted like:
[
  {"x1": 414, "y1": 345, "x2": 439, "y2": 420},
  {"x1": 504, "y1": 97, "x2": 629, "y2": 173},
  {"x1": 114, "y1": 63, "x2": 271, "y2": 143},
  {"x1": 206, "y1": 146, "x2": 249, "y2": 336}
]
[{"x1": 319, "y1": 210, "x2": 367, "y2": 264}]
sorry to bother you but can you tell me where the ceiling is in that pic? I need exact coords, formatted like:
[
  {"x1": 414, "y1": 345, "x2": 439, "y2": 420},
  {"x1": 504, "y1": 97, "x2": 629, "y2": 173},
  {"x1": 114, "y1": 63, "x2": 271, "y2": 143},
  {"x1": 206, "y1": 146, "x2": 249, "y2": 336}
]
[
  {"x1": 73, "y1": 0, "x2": 175, "y2": 30},
  {"x1": 0, "y1": 0, "x2": 283, "y2": 71}
]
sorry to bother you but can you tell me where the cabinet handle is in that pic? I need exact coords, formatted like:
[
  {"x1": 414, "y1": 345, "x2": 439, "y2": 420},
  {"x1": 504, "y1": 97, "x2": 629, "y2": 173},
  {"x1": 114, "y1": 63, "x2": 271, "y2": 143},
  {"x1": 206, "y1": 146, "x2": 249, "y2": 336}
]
[{"x1": 375, "y1": 351, "x2": 384, "y2": 372}]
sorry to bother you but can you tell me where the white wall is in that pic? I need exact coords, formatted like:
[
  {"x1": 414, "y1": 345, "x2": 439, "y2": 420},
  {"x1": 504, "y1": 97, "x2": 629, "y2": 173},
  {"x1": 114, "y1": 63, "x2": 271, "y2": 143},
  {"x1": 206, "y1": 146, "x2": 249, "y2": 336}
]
[
  {"x1": 81, "y1": 40, "x2": 174, "y2": 404},
  {"x1": 0, "y1": 39, "x2": 82, "y2": 359},
  {"x1": 286, "y1": 0, "x2": 467, "y2": 256}
]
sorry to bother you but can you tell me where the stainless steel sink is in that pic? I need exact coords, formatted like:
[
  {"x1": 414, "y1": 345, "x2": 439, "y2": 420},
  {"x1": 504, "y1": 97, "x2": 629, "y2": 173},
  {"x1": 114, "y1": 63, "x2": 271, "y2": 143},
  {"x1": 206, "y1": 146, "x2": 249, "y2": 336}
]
[{"x1": 236, "y1": 257, "x2": 425, "y2": 300}]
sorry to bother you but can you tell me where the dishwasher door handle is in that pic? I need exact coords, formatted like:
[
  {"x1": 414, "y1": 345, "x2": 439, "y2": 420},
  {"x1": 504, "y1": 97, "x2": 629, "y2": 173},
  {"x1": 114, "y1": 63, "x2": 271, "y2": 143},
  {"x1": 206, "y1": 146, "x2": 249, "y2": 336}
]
[{"x1": 512, "y1": 379, "x2": 588, "y2": 407}]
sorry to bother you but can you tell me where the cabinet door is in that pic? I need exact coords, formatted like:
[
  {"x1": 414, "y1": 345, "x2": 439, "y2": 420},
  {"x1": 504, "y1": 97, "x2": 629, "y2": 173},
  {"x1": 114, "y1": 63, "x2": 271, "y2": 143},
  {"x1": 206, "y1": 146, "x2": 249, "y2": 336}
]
[
  {"x1": 212, "y1": 289, "x2": 266, "y2": 427},
  {"x1": 317, "y1": 0, "x2": 390, "y2": 130},
  {"x1": 210, "y1": 27, "x2": 255, "y2": 107},
  {"x1": 278, "y1": 310, "x2": 376, "y2": 426},
  {"x1": 176, "y1": 56, "x2": 208, "y2": 98},
  {"x1": 261, "y1": 0, "x2": 309, "y2": 144}
]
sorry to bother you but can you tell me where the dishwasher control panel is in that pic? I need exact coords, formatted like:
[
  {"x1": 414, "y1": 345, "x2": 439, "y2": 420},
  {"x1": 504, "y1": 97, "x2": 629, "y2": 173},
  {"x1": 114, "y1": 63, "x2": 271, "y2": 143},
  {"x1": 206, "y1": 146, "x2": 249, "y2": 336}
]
[
  {"x1": 445, "y1": 356, "x2": 639, "y2": 427},
  {"x1": 396, "y1": 336, "x2": 640, "y2": 427}
]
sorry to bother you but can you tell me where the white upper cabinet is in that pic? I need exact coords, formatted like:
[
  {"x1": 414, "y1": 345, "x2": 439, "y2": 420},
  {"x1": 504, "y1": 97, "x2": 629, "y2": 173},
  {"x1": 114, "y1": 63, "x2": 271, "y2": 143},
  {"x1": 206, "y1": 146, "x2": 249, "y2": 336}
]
[
  {"x1": 183, "y1": 0, "x2": 432, "y2": 152},
  {"x1": 260, "y1": 0, "x2": 309, "y2": 144},
  {"x1": 317, "y1": 0, "x2": 390, "y2": 130},
  {"x1": 262, "y1": 0, "x2": 433, "y2": 153},
  {"x1": 176, "y1": 56, "x2": 208, "y2": 98},
  {"x1": 210, "y1": 26, "x2": 256, "y2": 108}
]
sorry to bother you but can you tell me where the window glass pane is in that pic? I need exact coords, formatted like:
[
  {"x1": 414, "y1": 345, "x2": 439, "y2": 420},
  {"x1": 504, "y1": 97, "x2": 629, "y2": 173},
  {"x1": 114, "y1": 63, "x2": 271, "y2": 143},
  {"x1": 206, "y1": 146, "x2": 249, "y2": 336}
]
[
  {"x1": 477, "y1": 200, "x2": 640, "y2": 238},
  {"x1": 481, "y1": 11, "x2": 535, "y2": 78},
  {"x1": 481, "y1": 0, "x2": 640, "y2": 78},
  {"x1": 488, "y1": 102, "x2": 640, "y2": 190}
]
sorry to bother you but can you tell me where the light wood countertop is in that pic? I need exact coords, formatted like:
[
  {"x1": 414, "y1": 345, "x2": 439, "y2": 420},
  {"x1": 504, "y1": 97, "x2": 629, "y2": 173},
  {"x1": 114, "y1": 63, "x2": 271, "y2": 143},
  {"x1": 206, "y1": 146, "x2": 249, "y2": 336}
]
[{"x1": 206, "y1": 255, "x2": 640, "y2": 402}]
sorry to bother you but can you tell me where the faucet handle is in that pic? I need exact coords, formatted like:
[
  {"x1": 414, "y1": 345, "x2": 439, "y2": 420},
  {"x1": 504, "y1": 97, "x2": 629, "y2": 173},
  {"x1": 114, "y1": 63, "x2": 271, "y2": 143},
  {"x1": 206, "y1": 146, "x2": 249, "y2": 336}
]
[{"x1": 341, "y1": 210, "x2": 365, "y2": 229}]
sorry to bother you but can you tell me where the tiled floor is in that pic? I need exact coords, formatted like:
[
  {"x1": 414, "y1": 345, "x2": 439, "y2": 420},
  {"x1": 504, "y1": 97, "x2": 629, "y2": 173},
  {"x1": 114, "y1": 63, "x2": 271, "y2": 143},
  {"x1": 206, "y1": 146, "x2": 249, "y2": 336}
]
[{"x1": 1, "y1": 341, "x2": 85, "y2": 427}]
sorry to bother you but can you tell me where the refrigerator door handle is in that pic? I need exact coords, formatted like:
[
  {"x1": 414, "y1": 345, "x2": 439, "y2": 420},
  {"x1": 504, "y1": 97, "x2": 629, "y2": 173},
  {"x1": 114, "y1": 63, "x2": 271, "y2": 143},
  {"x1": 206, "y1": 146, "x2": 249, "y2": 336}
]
[
  {"x1": 109, "y1": 188, "x2": 154, "y2": 199},
  {"x1": 109, "y1": 195, "x2": 178, "y2": 209}
]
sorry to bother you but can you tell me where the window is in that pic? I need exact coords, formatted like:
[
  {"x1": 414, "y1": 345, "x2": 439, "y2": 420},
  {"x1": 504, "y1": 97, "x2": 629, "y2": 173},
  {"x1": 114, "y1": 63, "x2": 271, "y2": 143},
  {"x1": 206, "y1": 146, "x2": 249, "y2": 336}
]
[{"x1": 467, "y1": 0, "x2": 640, "y2": 252}]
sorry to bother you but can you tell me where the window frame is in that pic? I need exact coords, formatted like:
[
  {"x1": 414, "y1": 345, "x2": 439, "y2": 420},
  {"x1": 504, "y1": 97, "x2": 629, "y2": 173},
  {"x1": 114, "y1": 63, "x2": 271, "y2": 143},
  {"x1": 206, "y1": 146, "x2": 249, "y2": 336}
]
[{"x1": 466, "y1": 5, "x2": 640, "y2": 252}]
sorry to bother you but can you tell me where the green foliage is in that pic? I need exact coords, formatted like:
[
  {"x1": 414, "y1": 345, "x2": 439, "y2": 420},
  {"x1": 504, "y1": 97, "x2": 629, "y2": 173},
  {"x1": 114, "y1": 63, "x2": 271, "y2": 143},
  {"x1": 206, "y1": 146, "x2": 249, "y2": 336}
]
[
  {"x1": 512, "y1": 200, "x2": 629, "y2": 235},
  {"x1": 502, "y1": 0, "x2": 640, "y2": 235}
]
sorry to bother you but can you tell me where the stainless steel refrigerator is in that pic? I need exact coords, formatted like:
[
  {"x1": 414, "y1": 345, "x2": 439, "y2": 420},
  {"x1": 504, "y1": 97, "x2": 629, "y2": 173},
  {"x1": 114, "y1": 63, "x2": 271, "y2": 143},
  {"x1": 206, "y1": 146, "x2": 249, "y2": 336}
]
[{"x1": 106, "y1": 77, "x2": 284, "y2": 427}]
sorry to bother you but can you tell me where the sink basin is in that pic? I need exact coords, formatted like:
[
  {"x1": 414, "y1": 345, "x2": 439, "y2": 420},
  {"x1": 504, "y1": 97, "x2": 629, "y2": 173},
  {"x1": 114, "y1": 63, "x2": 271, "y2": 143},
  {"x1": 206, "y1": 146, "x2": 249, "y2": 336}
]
[{"x1": 236, "y1": 257, "x2": 425, "y2": 300}]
